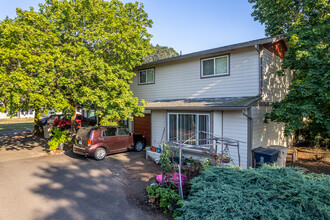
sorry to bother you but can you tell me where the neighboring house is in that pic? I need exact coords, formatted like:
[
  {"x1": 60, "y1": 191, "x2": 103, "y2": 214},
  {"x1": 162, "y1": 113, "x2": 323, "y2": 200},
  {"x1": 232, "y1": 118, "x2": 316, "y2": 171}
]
[
  {"x1": 0, "y1": 109, "x2": 35, "y2": 119},
  {"x1": 130, "y1": 35, "x2": 293, "y2": 169}
]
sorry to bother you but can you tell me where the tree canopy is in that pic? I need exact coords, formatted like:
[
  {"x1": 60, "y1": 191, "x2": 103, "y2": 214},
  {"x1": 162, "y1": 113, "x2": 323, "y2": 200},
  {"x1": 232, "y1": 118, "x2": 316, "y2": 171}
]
[
  {"x1": 249, "y1": 0, "x2": 329, "y2": 145},
  {"x1": 0, "y1": 0, "x2": 153, "y2": 128},
  {"x1": 144, "y1": 44, "x2": 179, "y2": 63},
  {"x1": 0, "y1": 9, "x2": 69, "y2": 133}
]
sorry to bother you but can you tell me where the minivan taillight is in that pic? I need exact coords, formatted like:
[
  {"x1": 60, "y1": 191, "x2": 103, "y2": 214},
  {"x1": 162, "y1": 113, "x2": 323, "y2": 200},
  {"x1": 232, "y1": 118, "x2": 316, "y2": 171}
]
[{"x1": 87, "y1": 139, "x2": 92, "y2": 147}]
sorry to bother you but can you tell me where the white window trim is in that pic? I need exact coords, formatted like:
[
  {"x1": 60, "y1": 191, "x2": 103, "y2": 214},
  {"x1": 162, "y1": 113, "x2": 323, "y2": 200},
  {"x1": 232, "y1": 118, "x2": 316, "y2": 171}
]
[
  {"x1": 201, "y1": 54, "x2": 229, "y2": 78},
  {"x1": 138, "y1": 68, "x2": 155, "y2": 85},
  {"x1": 167, "y1": 113, "x2": 211, "y2": 145}
]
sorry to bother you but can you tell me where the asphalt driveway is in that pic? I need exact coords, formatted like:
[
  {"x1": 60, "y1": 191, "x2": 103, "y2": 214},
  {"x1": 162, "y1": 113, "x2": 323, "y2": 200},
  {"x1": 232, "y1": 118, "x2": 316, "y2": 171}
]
[{"x1": 0, "y1": 151, "x2": 164, "y2": 220}]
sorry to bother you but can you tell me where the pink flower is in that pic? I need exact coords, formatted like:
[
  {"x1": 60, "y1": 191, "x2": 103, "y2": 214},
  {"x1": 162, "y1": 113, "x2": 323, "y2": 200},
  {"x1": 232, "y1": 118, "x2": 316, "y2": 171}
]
[{"x1": 156, "y1": 173, "x2": 187, "y2": 187}]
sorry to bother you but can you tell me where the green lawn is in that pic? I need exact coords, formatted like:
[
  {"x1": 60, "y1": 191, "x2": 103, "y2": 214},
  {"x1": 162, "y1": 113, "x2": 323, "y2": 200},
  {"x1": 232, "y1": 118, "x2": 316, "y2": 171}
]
[
  {"x1": 0, "y1": 123, "x2": 34, "y2": 132},
  {"x1": 0, "y1": 118, "x2": 34, "y2": 124}
]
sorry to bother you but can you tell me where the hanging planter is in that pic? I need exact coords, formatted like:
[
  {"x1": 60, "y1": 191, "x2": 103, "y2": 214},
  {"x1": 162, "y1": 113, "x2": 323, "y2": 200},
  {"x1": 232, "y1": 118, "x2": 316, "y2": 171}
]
[{"x1": 221, "y1": 157, "x2": 231, "y2": 163}]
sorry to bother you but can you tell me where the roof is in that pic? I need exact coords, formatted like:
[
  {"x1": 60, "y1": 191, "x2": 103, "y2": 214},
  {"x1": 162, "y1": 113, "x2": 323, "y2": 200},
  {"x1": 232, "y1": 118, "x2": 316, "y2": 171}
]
[
  {"x1": 144, "y1": 96, "x2": 261, "y2": 110},
  {"x1": 139, "y1": 35, "x2": 285, "y2": 68}
]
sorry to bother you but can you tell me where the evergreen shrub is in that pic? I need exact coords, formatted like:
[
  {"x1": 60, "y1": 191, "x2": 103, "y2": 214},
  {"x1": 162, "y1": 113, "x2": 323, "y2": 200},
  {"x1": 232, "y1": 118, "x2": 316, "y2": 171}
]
[{"x1": 177, "y1": 165, "x2": 330, "y2": 220}]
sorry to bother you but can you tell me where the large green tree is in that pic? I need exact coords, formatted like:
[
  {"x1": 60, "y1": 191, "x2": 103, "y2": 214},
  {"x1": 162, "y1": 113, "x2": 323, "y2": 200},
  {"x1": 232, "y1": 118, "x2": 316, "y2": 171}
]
[
  {"x1": 144, "y1": 44, "x2": 179, "y2": 63},
  {"x1": 39, "y1": 0, "x2": 152, "y2": 128},
  {"x1": 249, "y1": 0, "x2": 329, "y2": 145},
  {"x1": 0, "y1": 0, "x2": 152, "y2": 133}
]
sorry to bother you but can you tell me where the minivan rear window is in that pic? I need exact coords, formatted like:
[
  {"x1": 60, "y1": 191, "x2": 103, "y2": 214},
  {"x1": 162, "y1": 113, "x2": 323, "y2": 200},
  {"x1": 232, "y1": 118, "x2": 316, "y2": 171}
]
[
  {"x1": 103, "y1": 128, "x2": 116, "y2": 137},
  {"x1": 77, "y1": 128, "x2": 92, "y2": 140}
]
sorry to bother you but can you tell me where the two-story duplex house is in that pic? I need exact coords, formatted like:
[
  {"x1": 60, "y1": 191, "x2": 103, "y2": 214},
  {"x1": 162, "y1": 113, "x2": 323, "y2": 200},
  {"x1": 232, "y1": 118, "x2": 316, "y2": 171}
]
[{"x1": 130, "y1": 35, "x2": 293, "y2": 169}]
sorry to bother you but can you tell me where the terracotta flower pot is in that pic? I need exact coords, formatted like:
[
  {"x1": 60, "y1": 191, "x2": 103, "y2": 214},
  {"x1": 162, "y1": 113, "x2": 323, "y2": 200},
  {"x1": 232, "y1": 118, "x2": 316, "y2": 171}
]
[
  {"x1": 149, "y1": 196, "x2": 155, "y2": 203},
  {"x1": 151, "y1": 148, "x2": 157, "y2": 152}
]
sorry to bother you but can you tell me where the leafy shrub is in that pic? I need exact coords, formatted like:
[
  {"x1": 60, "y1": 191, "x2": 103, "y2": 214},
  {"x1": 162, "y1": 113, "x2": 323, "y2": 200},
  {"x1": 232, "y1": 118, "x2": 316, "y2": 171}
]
[
  {"x1": 177, "y1": 165, "x2": 330, "y2": 220},
  {"x1": 48, "y1": 127, "x2": 70, "y2": 150},
  {"x1": 146, "y1": 184, "x2": 183, "y2": 215},
  {"x1": 182, "y1": 157, "x2": 211, "y2": 180}
]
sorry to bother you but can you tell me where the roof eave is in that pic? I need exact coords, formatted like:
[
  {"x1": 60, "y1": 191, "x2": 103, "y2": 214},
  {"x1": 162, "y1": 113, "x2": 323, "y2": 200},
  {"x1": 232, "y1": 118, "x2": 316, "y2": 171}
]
[
  {"x1": 146, "y1": 106, "x2": 248, "y2": 111},
  {"x1": 137, "y1": 35, "x2": 285, "y2": 68}
]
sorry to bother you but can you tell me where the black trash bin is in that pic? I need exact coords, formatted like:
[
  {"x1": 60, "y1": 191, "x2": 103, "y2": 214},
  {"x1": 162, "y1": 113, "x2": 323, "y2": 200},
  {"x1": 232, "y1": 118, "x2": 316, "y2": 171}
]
[{"x1": 252, "y1": 147, "x2": 279, "y2": 168}]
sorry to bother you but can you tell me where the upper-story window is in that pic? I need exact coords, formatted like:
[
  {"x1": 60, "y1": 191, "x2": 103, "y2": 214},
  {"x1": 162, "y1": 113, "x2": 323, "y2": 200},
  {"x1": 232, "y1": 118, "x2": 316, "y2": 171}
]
[
  {"x1": 201, "y1": 55, "x2": 229, "y2": 77},
  {"x1": 139, "y1": 68, "x2": 154, "y2": 84}
]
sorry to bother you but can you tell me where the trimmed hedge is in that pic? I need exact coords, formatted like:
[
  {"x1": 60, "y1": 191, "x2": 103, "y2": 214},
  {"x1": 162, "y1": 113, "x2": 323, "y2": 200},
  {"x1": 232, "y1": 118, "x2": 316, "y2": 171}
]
[{"x1": 177, "y1": 165, "x2": 330, "y2": 220}]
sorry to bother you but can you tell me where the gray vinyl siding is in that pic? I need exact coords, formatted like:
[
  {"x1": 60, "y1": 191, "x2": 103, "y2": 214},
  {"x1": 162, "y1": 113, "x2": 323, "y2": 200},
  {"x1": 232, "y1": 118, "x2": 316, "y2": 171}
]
[
  {"x1": 213, "y1": 111, "x2": 222, "y2": 136},
  {"x1": 251, "y1": 48, "x2": 294, "y2": 149},
  {"x1": 261, "y1": 49, "x2": 293, "y2": 102},
  {"x1": 131, "y1": 47, "x2": 259, "y2": 101},
  {"x1": 151, "y1": 110, "x2": 167, "y2": 147},
  {"x1": 251, "y1": 105, "x2": 292, "y2": 149},
  {"x1": 222, "y1": 111, "x2": 248, "y2": 169}
]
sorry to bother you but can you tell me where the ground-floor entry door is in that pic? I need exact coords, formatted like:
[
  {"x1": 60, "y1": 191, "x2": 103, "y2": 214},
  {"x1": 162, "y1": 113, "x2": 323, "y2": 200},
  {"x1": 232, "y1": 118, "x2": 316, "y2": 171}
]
[{"x1": 133, "y1": 114, "x2": 151, "y2": 146}]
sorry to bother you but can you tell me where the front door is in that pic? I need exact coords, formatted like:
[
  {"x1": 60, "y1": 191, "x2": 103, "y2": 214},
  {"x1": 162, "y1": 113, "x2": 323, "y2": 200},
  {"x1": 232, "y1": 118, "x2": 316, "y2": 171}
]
[{"x1": 134, "y1": 114, "x2": 151, "y2": 145}]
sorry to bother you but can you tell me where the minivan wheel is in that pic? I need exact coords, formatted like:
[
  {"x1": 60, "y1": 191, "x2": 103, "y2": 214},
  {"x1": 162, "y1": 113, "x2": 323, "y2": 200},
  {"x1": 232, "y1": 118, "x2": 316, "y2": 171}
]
[
  {"x1": 94, "y1": 147, "x2": 106, "y2": 160},
  {"x1": 134, "y1": 141, "x2": 144, "y2": 152}
]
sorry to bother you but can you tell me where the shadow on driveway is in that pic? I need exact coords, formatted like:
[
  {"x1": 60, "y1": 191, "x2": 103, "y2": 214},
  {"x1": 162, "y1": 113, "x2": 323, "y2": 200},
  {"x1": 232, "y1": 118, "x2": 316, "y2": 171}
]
[
  {"x1": 0, "y1": 131, "x2": 48, "y2": 152},
  {"x1": 28, "y1": 151, "x2": 166, "y2": 219},
  {"x1": 0, "y1": 131, "x2": 49, "y2": 162}
]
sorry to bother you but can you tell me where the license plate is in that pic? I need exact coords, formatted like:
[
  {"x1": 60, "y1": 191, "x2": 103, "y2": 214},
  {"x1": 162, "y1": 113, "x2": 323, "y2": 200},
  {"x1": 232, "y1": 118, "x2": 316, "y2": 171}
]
[{"x1": 79, "y1": 140, "x2": 82, "y2": 145}]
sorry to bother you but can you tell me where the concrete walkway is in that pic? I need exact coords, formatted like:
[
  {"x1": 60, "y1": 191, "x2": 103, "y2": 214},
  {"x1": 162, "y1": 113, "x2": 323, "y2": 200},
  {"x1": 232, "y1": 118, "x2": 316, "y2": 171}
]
[{"x1": 0, "y1": 152, "x2": 163, "y2": 220}]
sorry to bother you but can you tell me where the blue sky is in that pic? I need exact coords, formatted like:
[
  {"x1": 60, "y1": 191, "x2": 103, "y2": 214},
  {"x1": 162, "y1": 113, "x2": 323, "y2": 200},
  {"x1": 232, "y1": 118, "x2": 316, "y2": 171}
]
[{"x1": 0, "y1": 0, "x2": 265, "y2": 54}]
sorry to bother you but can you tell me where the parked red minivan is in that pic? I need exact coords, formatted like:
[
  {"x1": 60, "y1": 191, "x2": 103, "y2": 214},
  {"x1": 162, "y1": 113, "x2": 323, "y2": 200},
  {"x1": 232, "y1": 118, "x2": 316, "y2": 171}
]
[{"x1": 73, "y1": 126, "x2": 146, "y2": 160}]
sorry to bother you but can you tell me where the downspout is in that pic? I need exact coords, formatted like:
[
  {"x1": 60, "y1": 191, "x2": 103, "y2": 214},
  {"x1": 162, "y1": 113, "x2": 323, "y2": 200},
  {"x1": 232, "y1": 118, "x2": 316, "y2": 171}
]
[
  {"x1": 243, "y1": 109, "x2": 252, "y2": 119},
  {"x1": 255, "y1": 44, "x2": 262, "y2": 97},
  {"x1": 243, "y1": 107, "x2": 253, "y2": 168}
]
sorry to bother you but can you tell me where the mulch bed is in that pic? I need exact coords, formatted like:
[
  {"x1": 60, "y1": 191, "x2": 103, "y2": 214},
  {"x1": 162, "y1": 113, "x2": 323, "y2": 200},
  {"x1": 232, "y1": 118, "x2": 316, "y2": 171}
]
[
  {"x1": 287, "y1": 147, "x2": 330, "y2": 175},
  {"x1": 122, "y1": 153, "x2": 171, "y2": 220}
]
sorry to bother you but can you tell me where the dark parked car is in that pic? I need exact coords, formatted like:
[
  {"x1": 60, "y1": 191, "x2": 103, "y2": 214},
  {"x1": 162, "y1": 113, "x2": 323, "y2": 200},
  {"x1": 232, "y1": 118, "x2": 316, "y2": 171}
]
[
  {"x1": 39, "y1": 116, "x2": 50, "y2": 129},
  {"x1": 39, "y1": 114, "x2": 97, "y2": 130},
  {"x1": 73, "y1": 126, "x2": 146, "y2": 160}
]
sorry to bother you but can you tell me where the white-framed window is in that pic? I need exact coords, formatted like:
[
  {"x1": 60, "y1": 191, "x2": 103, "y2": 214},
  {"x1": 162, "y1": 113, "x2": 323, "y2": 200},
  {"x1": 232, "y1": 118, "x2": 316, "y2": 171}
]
[
  {"x1": 201, "y1": 55, "x2": 229, "y2": 77},
  {"x1": 139, "y1": 68, "x2": 154, "y2": 84},
  {"x1": 168, "y1": 113, "x2": 210, "y2": 145}
]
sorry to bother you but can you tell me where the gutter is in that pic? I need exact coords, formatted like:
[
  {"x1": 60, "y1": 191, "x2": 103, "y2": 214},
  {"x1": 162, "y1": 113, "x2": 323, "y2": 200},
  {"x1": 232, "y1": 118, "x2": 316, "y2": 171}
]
[{"x1": 146, "y1": 106, "x2": 253, "y2": 111}]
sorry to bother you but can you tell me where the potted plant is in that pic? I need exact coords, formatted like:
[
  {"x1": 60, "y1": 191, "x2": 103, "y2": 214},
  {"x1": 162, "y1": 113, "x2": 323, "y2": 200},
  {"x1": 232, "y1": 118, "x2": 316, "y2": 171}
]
[
  {"x1": 151, "y1": 146, "x2": 157, "y2": 152},
  {"x1": 48, "y1": 127, "x2": 70, "y2": 152},
  {"x1": 211, "y1": 152, "x2": 231, "y2": 165},
  {"x1": 146, "y1": 184, "x2": 159, "y2": 204}
]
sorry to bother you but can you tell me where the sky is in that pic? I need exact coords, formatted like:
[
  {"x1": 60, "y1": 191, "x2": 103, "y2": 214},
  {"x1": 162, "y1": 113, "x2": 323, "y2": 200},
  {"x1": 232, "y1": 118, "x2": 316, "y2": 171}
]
[{"x1": 0, "y1": 0, "x2": 265, "y2": 54}]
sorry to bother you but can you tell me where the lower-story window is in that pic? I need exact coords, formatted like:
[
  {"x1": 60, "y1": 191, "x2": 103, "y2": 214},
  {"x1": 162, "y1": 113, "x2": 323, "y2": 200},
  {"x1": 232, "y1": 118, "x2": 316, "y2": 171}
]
[{"x1": 168, "y1": 113, "x2": 210, "y2": 145}]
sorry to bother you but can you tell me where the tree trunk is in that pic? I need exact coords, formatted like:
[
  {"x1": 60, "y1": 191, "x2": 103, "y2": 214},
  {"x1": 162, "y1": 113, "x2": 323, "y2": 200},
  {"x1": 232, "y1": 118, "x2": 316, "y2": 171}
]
[
  {"x1": 33, "y1": 109, "x2": 42, "y2": 136},
  {"x1": 70, "y1": 106, "x2": 76, "y2": 134}
]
